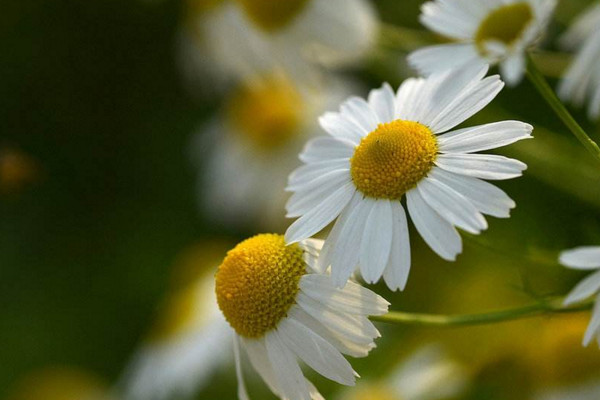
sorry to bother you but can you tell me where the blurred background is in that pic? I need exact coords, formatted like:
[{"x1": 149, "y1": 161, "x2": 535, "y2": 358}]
[{"x1": 2, "y1": 0, "x2": 600, "y2": 399}]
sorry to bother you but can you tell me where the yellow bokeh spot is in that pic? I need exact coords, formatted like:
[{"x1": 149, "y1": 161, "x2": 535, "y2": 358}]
[
  {"x1": 475, "y1": 2, "x2": 533, "y2": 54},
  {"x1": 6, "y1": 367, "x2": 108, "y2": 400},
  {"x1": 227, "y1": 75, "x2": 304, "y2": 150},
  {"x1": 234, "y1": 0, "x2": 310, "y2": 32},
  {"x1": 186, "y1": 0, "x2": 225, "y2": 17},
  {"x1": 350, "y1": 120, "x2": 438, "y2": 199},
  {"x1": 215, "y1": 234, "x2": 306, "y2": 338},
  {"x1": 342, "y1": 384, "x2": 400, "y2": 400}
]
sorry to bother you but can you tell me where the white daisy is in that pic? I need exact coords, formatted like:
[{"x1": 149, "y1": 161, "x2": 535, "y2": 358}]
[
  {"x1": 215, "y1": 234, "x2": 389, "y2": 400},
  {"x1": 558, "y1": 3, "x2": 600, "y2": 120},
  {"x1": 120, "y1": 245, "x2": 231, "y2": 400},
  {"x1": 337, "y1": 345, "x2": 469, "y2": 400},
  {"x1": 191, "y1": 72, "x2": 355, "y2": 231},
  {"x1": 408, "y1": 0, "x2": 556, "y2": 86},
  {"x1": 285, "y1": 65, "x2": 532, "y2": 291},
  {"x1": 560, "y1": 246, "x2": 600, "y2": 347},
  {"x1": 181, "y1": 0, "x2": 377, "y2": 88}
]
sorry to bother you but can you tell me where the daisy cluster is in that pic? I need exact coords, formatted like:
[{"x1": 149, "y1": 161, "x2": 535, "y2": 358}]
[{"x1": 113, "y1": 1, "x2": 600, "y2": 400}]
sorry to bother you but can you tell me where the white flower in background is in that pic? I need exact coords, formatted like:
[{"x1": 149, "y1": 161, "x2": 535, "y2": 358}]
[
  {"x1": 558, "y1": 3, "x2": 600, "y2": 120},
  {"x1": 5, "y1": 367, "x2": 115, "y2": 400},
  {"x1": 120, "y1": 244, "x2": 231, "y2": 400},
  {"x1": 181, "y1": 0, "x2": 377, "y2": 88},
  {"x1": 337, "y1": 346, "x2": 470, "y2": 400},
  {"x1": 215, "y1": 234, "x2": 389, "y2": 400},
  {"x1": 285, "y1": 65, "x2": 532, "y2": 291},
  {"x1": 191, "y1": 72, "x2": 355, "y2": 231},
  {"x1": 560, "y1": 246, "x2": 600, "y2": 347},
  {"x1": 408, "y1": 0, "x2": 556, "y2": 86}
]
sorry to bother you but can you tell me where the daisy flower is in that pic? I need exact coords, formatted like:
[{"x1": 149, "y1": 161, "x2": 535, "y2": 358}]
[
  {"x1": 408, "y1": 0, "x2": 556, "y2": 86},
  {"x1": 181, "y1": 0, "x2": 377, "y2": 88},
  {"x1": 215, "y1": 234, "x2": 389, "y2": 400},
  {"x1": 285, "y1": 65, "x2": 532, "y2": 291},
  {"x1": 191, "y1": 72, "x2": 355, "y2": 231},
  {"x1": 337, "y1": 346, "x2": 469, "y2": 400},
  {"x1": 558, "y1": 3, "x2": 600, "y2": 120},
  {"x1": 560, "y1": 246, "x2": 600, "y2": 347},
  {"x1": 120, "y1": 243, "x2": 231, "y2": 400}
]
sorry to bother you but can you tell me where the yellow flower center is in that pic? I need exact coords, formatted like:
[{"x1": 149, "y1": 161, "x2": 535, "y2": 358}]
[
  {"x1": 215, "y1": 234, "x2": 306, "y2": 338},
  {"x1": 350, "y1": 120, "x2": 438, "y2": 199},
  {"x1": 234, "y1": 0, "x2": 310, "y2": 32},
  {"x1": 475, "y1": 2, "x2": 534, "y2": 54},
  {"x1": 227, "y1": 76, "x2": 304, "y2": 150}
]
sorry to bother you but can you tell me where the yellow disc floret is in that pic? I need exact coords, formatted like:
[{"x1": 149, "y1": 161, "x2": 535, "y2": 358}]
[
  {"x1": 227, "y1": 75, "x2": 304, "y2": 150},
  {"x1": 475, "y1": 2, "x2": 533, "y2": 55},
  {"x1": 234, "y1": 0, "x2": 310, "y2": 32},
  {"x1": 215, "y1": 234, "x2": 306, "y2": 338},
  {"x1": 350, "y1": 120, "x2": 438, "y2": 200}
]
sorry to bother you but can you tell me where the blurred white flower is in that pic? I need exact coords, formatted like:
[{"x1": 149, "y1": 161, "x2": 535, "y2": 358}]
[
  {"x1": 191, "y1": 72, "x2": 356, "y2": 231},
  {"x1": 535, "y1": 377, "x2": 600, "y2": 400},
  {"x1": 560, "y1": 246, "x2": 600, "y2": 347},
  {"x1": 285, "y1": 65, "x2": 532, "y2": 291},
  {"x1": 179, "y1": 0, "x2": 378, "y2": 90},
  {"x1": 337, "y1": 346, "x2": 470, "y2": 400},
  {"x1": 215, "y1": 234, "x2": 389, "y2": 400},
  {"x1": 120, "y1": 244, "x2": 231, "y2": 400},
  {"x1": 408, "y1": 0, "x2": 556, "y2": 86},
  {"x1": 558, "y1": 3, "x2": 600, "y2": 120}
]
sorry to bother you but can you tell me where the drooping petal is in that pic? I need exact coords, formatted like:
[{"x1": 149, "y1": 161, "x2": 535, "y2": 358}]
[
  {"x1": 560, "y1": 247, "x2": 600, "y2": 269},
  {"x1": 383, "y1": 202, "x2": 411, "y2": 291},
  {"x1": 564, "y1": 270, "x2": 600, "y2": 306}
]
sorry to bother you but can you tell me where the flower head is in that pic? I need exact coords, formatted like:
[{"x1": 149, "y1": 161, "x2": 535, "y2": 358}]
[
  {"x1": 215, "y1": 234, "x2": 389, "y2": 400},
  {"x1": 285, "y1": 66, "x2": 532, "y2": 290},
  {"x1": 560, "y1": 246, "x2": 600, "y2": 347},
  {"x1": 558, "y1": 3, "x2": 600, "y2": 120},
  {"x1": 408, "y1": 0, "x2": 556, "y2": 86}
]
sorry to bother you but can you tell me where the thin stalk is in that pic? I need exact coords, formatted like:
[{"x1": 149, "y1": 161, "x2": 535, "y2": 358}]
[
  {"x1": 526, "y1": 54, "x2": 600, "y2": 163},
  {"x1": 371, "y1": 297, "x2": 592, "y2": 327}
]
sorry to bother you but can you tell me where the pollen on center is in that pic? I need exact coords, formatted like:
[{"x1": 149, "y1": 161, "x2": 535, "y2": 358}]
[
  {"x1": 350, "y1": 120, "x2": 438, "y2": 200},
  {"x1": 215, "y1": 234, "x2": 306, "y2": 338}
]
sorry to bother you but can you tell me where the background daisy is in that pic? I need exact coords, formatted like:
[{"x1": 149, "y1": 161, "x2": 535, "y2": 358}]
[
  {"x1": 215, "y1": 234, "x2": 389, "y2": 400},
  {"x1": 285, "y1": 65, "x2": 532, "y2": 291},
  {"x1": 408, "y1": 0, "x2": 556, "y2": 85},
  {"x1": 558, "y1": 3, "x2": 600, "y2": 120}
]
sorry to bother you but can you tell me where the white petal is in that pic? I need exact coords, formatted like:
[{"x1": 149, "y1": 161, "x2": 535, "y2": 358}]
[
  {"x1": 243, "y1": 338, "x2": 281, "y2": 396},
  {"x1": 584, "y1": 294, "x2": 600, "y2": 346},
  {"x1": 265, "y1": 331, "x2": 311, "y2": 400},
  {"x1": 360, "y1": 199, "x2": 393, "y2": 284},
  {"x1": 428, "y1": 73, "x2": 504, "y2": 133},
  {"x1": 395, "y1": 77, "x2": 427, "y2": 121},
  {"x1": 438, "y1": 121, "x2": 533, "y2": 153},
  {"x1": 299, "y1": 274, "x2": 389, "y2": 315},
  {"x1": 287, "y1": 306, "x2": 375, "y2": 358},
  {"x1": 435, "y1": 153, "x2": 527, "y2": 180},
  {"x1": 299, "y1": 136, "x2": 355, "y2": 164},
  {"x1": 368, "y1": 82, "x2": 396, "y2": 123},
  {"x1": 406, "y1": 188, "x2": 462, "y2": 261},
  {"x1": 296, "y1": 293, "x2": 380, "y2": 344},
  {"x1": 285, "y1": 182, "x2": 355, "y2": 244},
  {"x1": 286, "y1": 171, "x2": 351, "y2": 218},
  {"x1": 383, "y1": 202, "x2": 411, "y2": 291},
  {"x1": 500, "y1": 53, "x2": 526, "y2": 86},
  {"x1": 233, "y1": 335, "x2": 250, "y2": 400},
  {"x1": 428, "y1": 168, "x2": 515, "y2": 218},
  {"x1": 408, "y1": 44, "x2": 484, "y2": 76},
  {"x1": 564, "y1": 270, "x2": 600, "y2": 306},
  {"x1": 277, "y1": 317, "x2": 356, "y2": 385},
  {"x1": 340, "y1": 97, "x2": 379, "y2": 134},
  {"x1": 560, "y1": 247, "x2": 600, "y2": 269},
  {"x1": 287, "y1": 159, "x2": 350, "y2": 189},
  {"x1": 417, "y1": 176, "x2": 488, "y2": 234},
  {"x1": 319, "y1": 112, "x2": 364, "y2": 144}
]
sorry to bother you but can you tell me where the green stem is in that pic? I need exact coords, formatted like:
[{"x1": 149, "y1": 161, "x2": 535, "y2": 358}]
[
  {"x1": 526, "y1": 55, "x2": 600, "y2": 163},
  {"x1": 371, "y1": 297, "x2": 592, "y2": 327}
]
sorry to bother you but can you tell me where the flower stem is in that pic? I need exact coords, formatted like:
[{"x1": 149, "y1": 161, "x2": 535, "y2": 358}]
[
  {"x1": 526, "y1": 54, "x2": 600, "y2": 163},
  {"x1": 371, "y1": 297, "x2": 592, "y2": 327}
]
